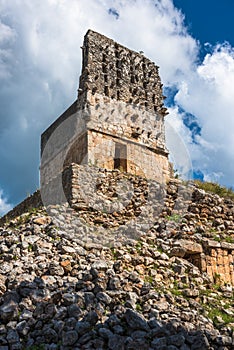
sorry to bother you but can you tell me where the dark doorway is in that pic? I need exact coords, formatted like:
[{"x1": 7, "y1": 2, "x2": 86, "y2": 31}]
[{"x1": 114, "y1": 143, "x2": 127, "y2": 171}]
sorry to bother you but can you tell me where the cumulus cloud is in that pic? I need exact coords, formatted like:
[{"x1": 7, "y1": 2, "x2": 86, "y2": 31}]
[
  {"x1": 0, "y1": 21, "x2": 16, "y2": 81},
  {"x1": 172, "y1": 43, "x2": 234, "y2": 186},
  {"x1": 0, "y1": 0, "x2": 233, "y2": 216},
  {"x1": 165, "y1": 106, "x2": 194, "y2": 179},
  {"x1": 0, "y1": 189, "x2": 12, "y2": 217}
]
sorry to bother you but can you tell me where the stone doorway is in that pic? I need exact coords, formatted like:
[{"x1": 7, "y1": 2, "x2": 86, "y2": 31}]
[{"x1": 114, "y1": 143, "x2": 127, "y2": 172}]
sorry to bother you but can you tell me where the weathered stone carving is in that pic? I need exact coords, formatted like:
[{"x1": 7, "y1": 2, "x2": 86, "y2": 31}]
[{"x1": 41, "y1": 30, "x2": 170, "y2": 184}]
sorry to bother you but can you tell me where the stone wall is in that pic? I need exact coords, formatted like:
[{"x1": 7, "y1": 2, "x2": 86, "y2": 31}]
[
  {"x1": 78, "y1": 30, "x2": 167, "y2": 116},
  {"x1": 87, "y1": 129, "x2": 169, "y2": 182},
  {"x1": 64, "y1": 132, "x2": 88, "y2": 167},
  {"x1": 1, "y1": 164, "x2": 234, "y2": 285},
  {"x1": 87, "y1": 92, "x2": 167, "y2": 152},
  {"x1": 0, "y1": 190, "x2": 42, "y2": 225},
  {"x1": 172, "y1": 240, "x2": 234, "y2": 285},
  {"x1": 165, "y1": 180, "x2": 234, "y2": 285},
  {"x1": 63, "y1": 165, "x2": 234, "y2": 285},
  {"x1": 67, "y1": 163, "x2": 150, "y2": 227},
  {"x1": 40, "y1": 30, "x2": 170, "y2": 184},
  {"x1": 41, "y1": 100, "x2": 78, "y2": 156},
  {"x1": 40, "y1": 108, "x2": 88, "y2": 187},
  {"x1": 203, "y1": 240, "x2": 234, "y2": 285}
]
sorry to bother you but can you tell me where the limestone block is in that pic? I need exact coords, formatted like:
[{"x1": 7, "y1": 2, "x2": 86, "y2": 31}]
[
  {"x1": 221, "y1": 242, "x2": 234, "y2": 250},
  {"x1": 206, "y1": 266, "x2": 213, "y2": 280},
  {"x1": 173, "y1": 240, "x2": 203, "y2": 255},
  {"x1": 217, "y1": 252, "x2": 224, "y2": 266},
  {"x1": 205, "y1": 240, "x2": 221, "y2": 248},
  {"x1": 211, "y1": 249, "x2": 217, "y2": 258}
]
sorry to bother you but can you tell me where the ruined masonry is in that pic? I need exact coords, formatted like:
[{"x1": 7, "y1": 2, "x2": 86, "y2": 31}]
[
  {"x1": 41, "y1": 29, "x2": 170, "y2": 184},
  {"x1": 2, "y1": 30, "x2": 233, "y2": 288},
  {"x1": 1, "y1": 30, "x2": 234, "y2": 350}
]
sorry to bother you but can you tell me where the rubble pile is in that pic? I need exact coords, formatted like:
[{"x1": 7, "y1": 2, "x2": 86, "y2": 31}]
[{"x1": 0, "y1": 179, "x2": 233, "y2": 349}]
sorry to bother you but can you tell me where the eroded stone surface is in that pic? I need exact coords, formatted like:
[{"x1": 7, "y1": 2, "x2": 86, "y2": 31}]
[
  {"x1": 0, "y1": 180, "x2": 233, "y2": 349},
  {"x1": 40, "y1": 30, "x2": 170, "y2": 189}
]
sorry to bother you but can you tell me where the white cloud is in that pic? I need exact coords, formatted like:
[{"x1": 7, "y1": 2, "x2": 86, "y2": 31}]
[
  {"x1": 0, "y1": 189, "x2": 12, "y2": 217},
  {"x1": 174, "y1": 43, "x2": 234, "y2": 186},
  {"x1": 0, "y1": 20, "x2": 16, "y2": 79},
  {"x1": 0, "y1": 21, "x2": 15, "y2": 44},
  {"x1": 165, "y1": 107, "x2": 193, "y2": 179}
]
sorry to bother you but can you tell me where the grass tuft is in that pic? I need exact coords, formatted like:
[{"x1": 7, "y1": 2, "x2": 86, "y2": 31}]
[{"x1": 194, "y1": 180, "x2": 234, "y2": 200}]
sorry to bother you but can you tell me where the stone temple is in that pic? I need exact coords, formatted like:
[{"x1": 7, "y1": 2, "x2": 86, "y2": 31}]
[
  {"x1": 41, "y1": 30, "x2": 170, "y2": 184},
  {"x1": 2, "y1": 31, "x2": 234, "y2": 289}
]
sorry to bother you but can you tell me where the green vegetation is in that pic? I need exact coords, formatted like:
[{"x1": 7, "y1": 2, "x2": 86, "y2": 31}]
[
  {"x1": 156, "y1": 247, "x2": 163, "y2": 254},
  {"x1": 169, "y1": 280, "x2": 186, "y2": 297},
  {"x1": 208, "y1": 229, "x2": 234, "y2": 244},
  {"x1": 170, "y1": 287, "x2": 183, "y2": 297},
  {"x1": 166, "y1": 214, "x2": 182, "y2": 223},
  {"x1": 194, "y1": 180, "x2": 234, "y2": 200},
  {"x1": 144, "y1": 275, "x2": 153, "y2": 284},
  {"x1": 110, "y1": 247, "x2": 118, "y2": 260},
  {"x1": 206, "y1": 306, "x2": 234, "y2": 327},
  {"x1": 136, "y1": 303, "x2": 142, "y2": 311},
  {"x1": 28, "y1": 244, "x2": 33, "y2": 252},
  {"x1": 225, "y1": 236, "x2": 234, "y2": 244},
  {"x1": 213, "y1": 273, "x2": 222, "y2": 286},
  {"x1": 135, "y1": 241, "x2": 143, "y2": 253},
  {"x1": 199, "y1": 282, "x2": 234, "y2": 328},
  {"x1": 13, "y1": 212, "x2": 33, "y2": 228},
  {"x1": 28, "y1": 207, "x2": 40, "y2": 214}
]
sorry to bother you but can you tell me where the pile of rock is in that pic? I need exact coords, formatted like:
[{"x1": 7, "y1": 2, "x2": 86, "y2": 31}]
[
  {"x1": 165, "y1": 180, "x2": 234, "y2": 237},
  {"x1": 68, "y1": 166, "x2": 150, "y2": 228},
  {"x1": 0, "y1": 207, "x2": 233, "y2": 349}
]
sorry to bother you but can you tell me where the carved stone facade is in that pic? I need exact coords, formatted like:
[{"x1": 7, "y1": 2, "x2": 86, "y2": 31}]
[
  {"x1": 38, "y1": 31, "x2": 234, "y2": 286},
  {"x1": 41, "y1": 30, "x2": 170, "y2": 184},
  {"x1": 204, "y1": 241, "x2": 234, "y2": 285}
]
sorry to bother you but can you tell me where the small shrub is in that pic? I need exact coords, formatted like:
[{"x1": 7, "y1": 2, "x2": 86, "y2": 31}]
[
  {"x1": 207, "y1": 308, "x2": 234, "y2": 326},
  {"x1": 144, "y1": 275, "x2": 153, "y2": 284},
  {"x1": 225, "y1": 236, "x2": 234, "y2": 244},
  {"x1": 194, "y1": 180, "x2": 234, "y2": 200},
  {"x1": 166, "y1": 214, "x2": 182, "y2": 223},
  {"x1": 135, "y1": 241, "x2": 142, "y2": 253},
  {"x1": 170, "y1": 288, "x2": 182, "y2": 297},
  {"x1": 136, "y1": 303, "x2": 142, "y2": 311}
]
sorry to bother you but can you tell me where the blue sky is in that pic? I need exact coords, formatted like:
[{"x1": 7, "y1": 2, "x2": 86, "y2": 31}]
[
  {"x1": 0, "y1": 0, "x2": 234, "y2": 215},
  {"x1": 174, "y1": 0, "x2": 234, "y2": 47}
]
